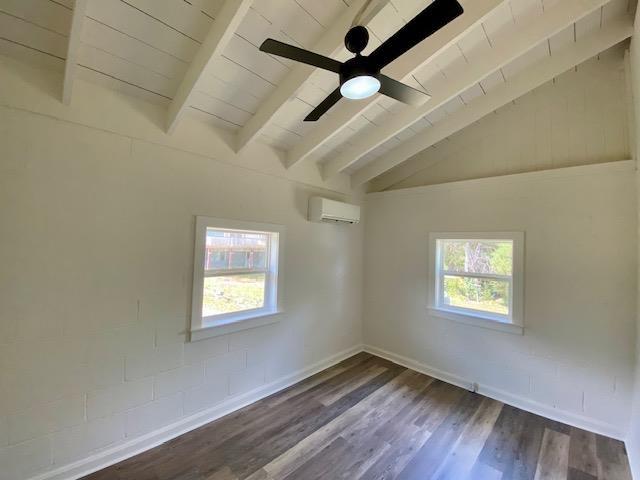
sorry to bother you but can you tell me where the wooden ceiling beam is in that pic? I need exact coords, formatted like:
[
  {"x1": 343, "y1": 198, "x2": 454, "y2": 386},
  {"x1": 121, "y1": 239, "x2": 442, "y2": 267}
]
[
  {"x1": 326, "y1": 0, "x2": 619, "y2": 180},
  {"x1": 352, "y1": 16, "x2": 634, "y2": 187},
  {"x1": 62, "y1": 0, "x2": 88, "y2": 105},
  {"x1": 166, "y1": 0, "x2": 252, "y2": 134}
]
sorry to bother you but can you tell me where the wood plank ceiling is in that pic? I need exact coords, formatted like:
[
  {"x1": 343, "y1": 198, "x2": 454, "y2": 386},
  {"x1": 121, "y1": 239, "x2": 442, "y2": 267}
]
[{"x1": 0, "y1": 0, "x2": 635, "y2": 187}]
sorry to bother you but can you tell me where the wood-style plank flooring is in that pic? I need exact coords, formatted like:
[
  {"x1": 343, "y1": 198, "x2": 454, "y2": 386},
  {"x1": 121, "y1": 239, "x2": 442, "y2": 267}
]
[{"x1": 82, "y1": 353, "x2": 633, "y2": 480}]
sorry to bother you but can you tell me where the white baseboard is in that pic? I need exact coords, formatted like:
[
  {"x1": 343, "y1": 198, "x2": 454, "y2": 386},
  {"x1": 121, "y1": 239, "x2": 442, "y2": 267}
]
[
  {"x1": 363, "y1": 344, "x2": 625, "y2": 441},
  {"x1": 28, "y1": 344, "x2": 364, "y2": 480},
  {"x1": 30, "y1": 342, "x2": 627, "y2": 480}
]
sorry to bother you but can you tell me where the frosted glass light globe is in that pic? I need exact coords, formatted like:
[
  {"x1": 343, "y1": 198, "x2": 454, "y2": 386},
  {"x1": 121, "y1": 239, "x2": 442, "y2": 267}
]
[{"x1": 340, "y1": 75, "x2": 381, "y2": 100}]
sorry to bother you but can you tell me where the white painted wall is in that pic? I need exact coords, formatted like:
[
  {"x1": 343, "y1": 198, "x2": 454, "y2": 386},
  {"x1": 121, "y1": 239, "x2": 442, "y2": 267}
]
[
  {"x1": 363, "y1": 162, "x2": 637, "y2": 438},
  {"x1": 626, "y1": 9, "x2": 640, "y2": 478},
  {"x1": 373, "y1": 48, "x2": 630, "y2": 192},
  {"x1": 0, "y1": 57, "x2": 364, "y2": 480}
]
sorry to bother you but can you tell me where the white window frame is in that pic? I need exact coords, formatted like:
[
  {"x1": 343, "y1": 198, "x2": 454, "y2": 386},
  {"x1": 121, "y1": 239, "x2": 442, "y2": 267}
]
[
  {"x1": 190, "y1": 216, "x2": 285, "y2": 341},
  {"x1": 428, "y1": 232, "x2": 524, "y2": 335}
]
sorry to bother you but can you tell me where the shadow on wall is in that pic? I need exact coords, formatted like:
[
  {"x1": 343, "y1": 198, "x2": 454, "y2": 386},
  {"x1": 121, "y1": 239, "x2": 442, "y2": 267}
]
[
  {"x1": 293, "y1": 186, "x2": 312, "y2": 219},
  {"x1": 13, "y1": 60, "x2": 63, "y2": 102}
]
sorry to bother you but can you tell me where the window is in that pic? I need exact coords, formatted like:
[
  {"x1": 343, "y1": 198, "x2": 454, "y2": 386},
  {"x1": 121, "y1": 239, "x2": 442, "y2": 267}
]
[
  {"x1": 191, "y1": 216, "x2": 284, "y2": 341},
  {"x1": 428, "y1": 232, "x2": 524, "y2": 334}
]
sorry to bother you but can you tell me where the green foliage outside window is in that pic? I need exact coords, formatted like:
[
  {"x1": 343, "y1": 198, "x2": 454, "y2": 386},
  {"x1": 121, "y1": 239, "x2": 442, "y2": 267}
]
[
  {"x1": 441, "y1": 240, "x2": 513, "y2": 315},
  {"x1": 202, "y1": 274, "x2": 266, "y2": 316}
]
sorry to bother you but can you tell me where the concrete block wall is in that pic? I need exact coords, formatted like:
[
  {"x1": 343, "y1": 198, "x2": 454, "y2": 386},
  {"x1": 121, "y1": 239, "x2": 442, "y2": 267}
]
[
  {"x1": 0, "y1": 320, "x2": 298, "y2": 479},
  {"x1": 0, "y1": 96, "x2": 364, "y2": 480}
]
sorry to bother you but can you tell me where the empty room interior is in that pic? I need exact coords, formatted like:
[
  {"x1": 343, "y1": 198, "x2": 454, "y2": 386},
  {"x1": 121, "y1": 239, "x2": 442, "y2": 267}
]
[{"x1": 5, "y1": 0, "x2": 640, "y2": 479}]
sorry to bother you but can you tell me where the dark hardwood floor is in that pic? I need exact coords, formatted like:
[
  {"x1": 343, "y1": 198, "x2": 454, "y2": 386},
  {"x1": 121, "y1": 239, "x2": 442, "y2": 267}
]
[{"x1": 82, "y1": 353, "x2": 632, "y2": 480}]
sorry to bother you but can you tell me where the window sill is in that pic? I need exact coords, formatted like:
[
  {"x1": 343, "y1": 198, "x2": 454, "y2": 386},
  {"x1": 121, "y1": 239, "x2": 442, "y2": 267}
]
[
  {"x1": 428, "y1": 307, "x2": 523, "y2": 335},
  {"x1": 190, "y1": 309, "x2": 283, "y2": 342}
]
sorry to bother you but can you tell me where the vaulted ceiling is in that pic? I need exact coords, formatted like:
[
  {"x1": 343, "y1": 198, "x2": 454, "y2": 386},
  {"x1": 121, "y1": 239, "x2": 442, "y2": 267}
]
[{"x1": 0, "y1": 0, "x2": 635, "y2": 189}]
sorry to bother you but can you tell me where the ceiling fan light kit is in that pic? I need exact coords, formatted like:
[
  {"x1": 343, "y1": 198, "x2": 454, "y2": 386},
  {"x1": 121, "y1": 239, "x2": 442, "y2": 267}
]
[
  {"x1": 259, "y1": 0, "x2": 464, "y2": 121},
  {"x1": 339, "y1": 26, "x2": 380, "y2": 100},
  {"x1": 340, "y1": 75, "x2": 381, "y2": 100}
]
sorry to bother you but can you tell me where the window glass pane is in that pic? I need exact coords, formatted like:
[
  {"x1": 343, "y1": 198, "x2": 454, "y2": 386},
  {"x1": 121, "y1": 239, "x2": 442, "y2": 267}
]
[
  {"x1": 230, "y1": 252, "x2": 249, "y2": 268},
  {"x1": 202, "y1": 273, "x2": 266, "y2": 317},
  {"x1": 211, "y1": 252, "x2": 228, "y2": 269},
  {"x1": 441, "y1": 240, "x2": 512, "y2": 275},
  {"x1": 205, "y1": 229, "x2": 268, "y2": 271},
  {"x1": 252, "y1": 251, "x2": 267, "y2": 269},
  {"x1": 443, "y1": 275, "x2": 509, "y2": 316}
]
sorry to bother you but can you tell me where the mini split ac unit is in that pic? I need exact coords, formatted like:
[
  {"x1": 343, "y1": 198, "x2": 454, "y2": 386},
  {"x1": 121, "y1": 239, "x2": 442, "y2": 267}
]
[{"x1": 308, "y1": 197, "x2": 360, "y2": 224}]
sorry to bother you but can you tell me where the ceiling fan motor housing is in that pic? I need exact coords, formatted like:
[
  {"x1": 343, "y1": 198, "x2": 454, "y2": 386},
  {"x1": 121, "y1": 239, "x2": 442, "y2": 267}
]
[
  {"x1": 345, "y1": 25, "x2": 369, "y2": 54},
  {"x1": 341, "y1": 26, "x2": 379, "y2": 90},
  {"x1": 339, "y1": 56, "x2": 379, "y2": 86}
]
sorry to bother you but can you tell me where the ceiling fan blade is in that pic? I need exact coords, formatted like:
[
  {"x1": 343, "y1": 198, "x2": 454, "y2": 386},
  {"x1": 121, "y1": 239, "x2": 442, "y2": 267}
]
[
  {"x1": 260, "y1": 39, "x2": 342, "y2": 73},
  {"x1": 304, "y1": 88, "x2": 343, "y2": 121},
  {"x1": 379, "y1": 75, "x2": 431, "y2": 106},
  {"x1": 368, "y1": 0, "x2": 464, "y2": 69}
]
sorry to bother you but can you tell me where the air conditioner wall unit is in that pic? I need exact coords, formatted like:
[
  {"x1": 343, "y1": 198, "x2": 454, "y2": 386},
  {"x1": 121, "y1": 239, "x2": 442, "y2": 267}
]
[{"x1": 308, "y1": 197, "x2": 360, "y2": 224}]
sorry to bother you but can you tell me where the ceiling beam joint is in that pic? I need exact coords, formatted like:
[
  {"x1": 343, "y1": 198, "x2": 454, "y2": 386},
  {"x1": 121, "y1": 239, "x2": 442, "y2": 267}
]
[{"x1": 62, "y1": 0, "x2": 88, "y2": 105}]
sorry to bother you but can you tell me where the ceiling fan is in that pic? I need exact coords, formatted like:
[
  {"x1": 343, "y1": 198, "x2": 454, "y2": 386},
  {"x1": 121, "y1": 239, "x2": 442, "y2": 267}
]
[{"x1": 259, "y1": 0, "x2": 464, "y2": 121}]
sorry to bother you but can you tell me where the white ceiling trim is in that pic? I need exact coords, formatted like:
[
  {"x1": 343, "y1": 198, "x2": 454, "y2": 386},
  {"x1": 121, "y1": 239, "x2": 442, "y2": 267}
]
[
  {"x1": 166, "y1": 0, "x2": 253, "y2": 134},
  {"x1": 352, "y1": 16, "x2": 634, "y2": 187},
  {"x1": 285, "y1": 0, "x2": 507, "y2": 168},
  {"x1": 325, "y1": 0, "x2": 621, "y2": 180},
  {"x1": 234, "y1": 0, "x2": 387, "y2": 153},
  {"x1": 62, "y1": 0, "x2": 88, "y2": 105}
]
